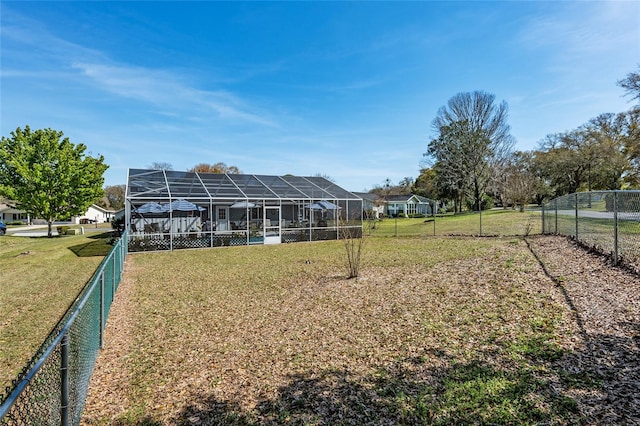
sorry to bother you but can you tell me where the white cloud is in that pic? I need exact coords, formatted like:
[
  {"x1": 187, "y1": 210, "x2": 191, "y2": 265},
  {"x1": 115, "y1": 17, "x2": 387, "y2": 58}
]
[
  {"x1": 518, "y1": 2, "x2": 639, "y2": 58},
  {"x1": 71, "y1": 62, "x2": 277, "y2": 127},
  {"x1": 2, "y1": 7, "x2": 278, "y2": 128}
]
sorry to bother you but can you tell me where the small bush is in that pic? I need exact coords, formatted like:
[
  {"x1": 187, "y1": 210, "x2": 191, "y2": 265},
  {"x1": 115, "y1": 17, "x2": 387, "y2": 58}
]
[
  {"x1": 56, "y1": 226, "x2": 70, "y2": 235},
  {"x1": 465, "y1": 195, "x2": 494, "y2": 211}
]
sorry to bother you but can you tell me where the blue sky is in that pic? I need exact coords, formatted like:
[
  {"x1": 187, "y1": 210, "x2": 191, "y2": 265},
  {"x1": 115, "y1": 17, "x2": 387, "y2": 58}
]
[{"x1": 1, "y1": 1, "x2": 638, "y2": 192}]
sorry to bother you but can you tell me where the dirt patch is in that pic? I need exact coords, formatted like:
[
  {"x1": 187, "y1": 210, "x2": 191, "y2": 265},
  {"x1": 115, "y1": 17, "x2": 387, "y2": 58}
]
[{"x1": 81, "y1": 259, "x2": 139, "y2": 421}]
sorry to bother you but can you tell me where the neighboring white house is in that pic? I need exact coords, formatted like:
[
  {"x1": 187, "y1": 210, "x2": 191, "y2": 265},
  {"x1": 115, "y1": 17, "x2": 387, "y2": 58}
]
[
  {"x1": 0, "y1": 201, "x2": 117, "y2": 224},
  {"x1": 385, "y1": 194, "x2": 437, "y2": 217},
  {"x1": 0, "y1": 202, "x2": 30, "y2": 223},
  {"x1": 351, "y1": 193, "x2": 438, "y2": 218},
  {"x1": 71, "y1": 204, "x2": 118, "y2": 224}
]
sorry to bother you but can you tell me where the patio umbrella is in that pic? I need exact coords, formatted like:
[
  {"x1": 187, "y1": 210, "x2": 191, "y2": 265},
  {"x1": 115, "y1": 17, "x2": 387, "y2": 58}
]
[
  {"x1": 307, "y1": 200, "x2": 340, "y2": 220},
  {"x1": 307, "y1": 200, "x2": 340, "y2": 210},
  {"x1": 135, "y1": 202, "x2": 165, "y2": 214},
  {"x1": 230, "y1": 201, "x2": 257, "y2": 209},
  {"x1": 162, "y1": 199, "x2": 206, "y2": 212}
]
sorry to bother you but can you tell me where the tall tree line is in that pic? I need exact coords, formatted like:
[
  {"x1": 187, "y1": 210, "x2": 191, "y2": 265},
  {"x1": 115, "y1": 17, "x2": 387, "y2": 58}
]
[{"x1": 416, "y1": 68, "x2": 640, "y2": 211}]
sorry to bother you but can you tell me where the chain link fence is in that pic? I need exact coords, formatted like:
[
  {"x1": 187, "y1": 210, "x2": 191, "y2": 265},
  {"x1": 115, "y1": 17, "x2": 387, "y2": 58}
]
[
  {"x1": 0, "y1": 232, "x2": 128, "y2": 426},
  {"x1": 366, "y1": 207, "x2": 542, "y2": 238},
  {"x1": 542, "y1": 191, "x2": 640, "y2": 272}
]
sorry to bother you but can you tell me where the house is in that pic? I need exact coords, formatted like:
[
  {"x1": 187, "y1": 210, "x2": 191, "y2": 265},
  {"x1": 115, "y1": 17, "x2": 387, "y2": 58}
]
[
  {"x1": 0, "y1": 202, "x2": 30, "y2": 223},
  {"x1": 71, "y1": 204, "x2": 118, "y2": 224},
  {"x1": 125, "y1": 168, "x2": 363, "y2": 251},
  {"x1": 0, "y1": 201, "x2": 116, "y2": 224},
  {"x1": 352, "y1": 192, "x2": 385, "y2": 219},
  {"x1": 385, "y1": 194, "x2": 437, "y2": 217}
]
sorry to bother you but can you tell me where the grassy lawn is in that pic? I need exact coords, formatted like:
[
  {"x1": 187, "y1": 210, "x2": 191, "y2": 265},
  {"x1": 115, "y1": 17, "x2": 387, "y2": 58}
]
[
  {"x1": 83, "y1": 235, "x2": 584, "y2": 425},
  {"x1": 368, "y1": 208, "x2": 541, "y2": 237},
  {"x1": 0, "y1": 232, "x2": 114, "y2": 389}
]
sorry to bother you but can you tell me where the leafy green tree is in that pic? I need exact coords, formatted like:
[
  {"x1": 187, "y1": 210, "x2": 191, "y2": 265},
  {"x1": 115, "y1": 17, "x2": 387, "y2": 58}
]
[
  {"x1": 412, "y1": 168, "x2": 439, "y2": 199},
  {"x1": 536, "y1": 110, "x2": 639, "y2": 195},
  {"x1": 398, "y1": 177, "x2": 414, "y2": 195},
  {"x1": 0, "y1": 126, "x2": 108, "y2": 237},
  {"x1": 96, "y1": 184, "x2": 126, "y2": 210},
  {"x1": 585, "y1": 113, "x2": 634, "y2": 190},
  {"x1": 624, "y1": 108, "x2": 640, "y2": 187}
]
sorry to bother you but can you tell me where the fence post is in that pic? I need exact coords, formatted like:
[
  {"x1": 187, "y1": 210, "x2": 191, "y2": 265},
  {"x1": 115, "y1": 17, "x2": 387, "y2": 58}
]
[
  {"x1": 541, "y1": 203, "x2": 545, "y2": 234},
  {"x1": 432, "y1": 201, "x2": 436, "y2": 236},
  {"x1": 575, "y1": 193, "x2": 579, "y2": 240},
  {"x1": 614, "y1": 190, "x2": 619, "y2": 265},
  {"x1": 112, "y1": 253, "x2": 116, "y2": 303},
  {"x1": 554, "y1": 198, "x2": 558, "y2": 234},
  {"x1": 100, "y1": 272, "x2": 105, "y2": 350},
  {"x1": 60, "y1": 333, "x2": 69, "y2": 426}
]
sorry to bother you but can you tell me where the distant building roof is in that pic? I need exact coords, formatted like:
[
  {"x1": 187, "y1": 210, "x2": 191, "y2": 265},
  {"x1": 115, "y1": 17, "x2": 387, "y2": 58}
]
[
  {"x1": 385, "y1": 194, "x2": 436, "y2": 203},
  {"x1": 352, "y1": 192, "x2": 381, "y2": 202}
]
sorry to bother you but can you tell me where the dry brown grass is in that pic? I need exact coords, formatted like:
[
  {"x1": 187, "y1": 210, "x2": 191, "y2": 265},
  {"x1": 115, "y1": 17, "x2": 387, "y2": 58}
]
[{"x1": 81, "y1": 235, "x2": 640, "y2": 425}]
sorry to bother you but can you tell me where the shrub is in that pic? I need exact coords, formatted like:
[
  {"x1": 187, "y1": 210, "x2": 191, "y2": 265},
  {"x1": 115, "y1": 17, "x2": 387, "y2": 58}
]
[
  {"x1": 111, "y1": 216, "x2": 125, "y2": 235},
  {"x1": 465, "y1": 195, "x2": 494, "y2": 211},
  {"x1": 56, "y1": 226, "x2": 70, "y2": 235}
]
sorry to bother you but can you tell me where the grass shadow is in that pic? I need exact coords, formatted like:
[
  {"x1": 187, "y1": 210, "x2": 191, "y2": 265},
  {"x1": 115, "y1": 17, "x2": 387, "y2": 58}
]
[{"x1": 68, "y1": 233, "x2": 115, "y2": 257}]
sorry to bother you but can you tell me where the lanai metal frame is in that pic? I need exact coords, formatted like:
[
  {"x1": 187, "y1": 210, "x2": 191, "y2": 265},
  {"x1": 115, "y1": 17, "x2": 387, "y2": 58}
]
[{"x1": 125, "y1": 168, "x2": 363, "y2": 252}]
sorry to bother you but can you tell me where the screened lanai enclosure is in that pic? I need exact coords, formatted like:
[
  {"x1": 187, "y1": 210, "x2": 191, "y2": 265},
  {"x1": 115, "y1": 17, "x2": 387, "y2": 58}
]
[{"x1": 125, "y1": 169, "x2": 363, "y2": 252}]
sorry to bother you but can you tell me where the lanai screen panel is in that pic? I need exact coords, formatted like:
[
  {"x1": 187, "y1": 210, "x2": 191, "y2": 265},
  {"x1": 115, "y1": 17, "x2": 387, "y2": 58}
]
[
  {"x1": 280, "y1": 176, "x2": 336, "y2": 199},
  {"x1": 164, "y1": 170, "x2": 209, "y2": 199},
  {"x1": 254, "y1": 175, "x2": 309, "y2": 199},
  {"x1": 306, "y1": 177, "x2": 359, "y2": 200},
  {"x1": 127, "y1": 169, "x2": 170, "y2": 198},
  {"x1": 227, "y1": 174, "x2": 278, "y2": 199},
  {"x1": 200, "y1": 173, "x2": 245, "y2": 199}
]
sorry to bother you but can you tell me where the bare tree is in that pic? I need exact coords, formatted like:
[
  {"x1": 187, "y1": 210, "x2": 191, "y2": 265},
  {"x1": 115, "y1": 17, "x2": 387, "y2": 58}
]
[
  {"x1": 148, "y1": 161, "x2": 173, "y2": 171},
  {"x1": 340, "y1": 218, "x2": 365, "y2": 279},
  {"x1": 427, "y1": 91, "x2": 515, "y2": 211},
  {"x1": 189, "y1": 162, "x2": 241, "y2": 174},
  {"x1": 618, "y1": 66, "x2": 640, "y2": 105},
  {"x1": 500, "y1": 152, "x2": 539, "y2": 212},
  {"x1": 313, "y1": 173, "x2": 335, "y2": 182}
]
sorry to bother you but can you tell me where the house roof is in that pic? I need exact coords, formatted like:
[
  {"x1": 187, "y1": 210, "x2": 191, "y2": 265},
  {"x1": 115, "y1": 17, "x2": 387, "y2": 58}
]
[
  {"x1": 351, "y1": 192, "x2": 381, "y2": 202},
  {"x1": 386, "y1": 194, "x2": 435, "y2": 203},
  {"x1": 87, "y1": 204, "x2": 117, "y2": 214}
]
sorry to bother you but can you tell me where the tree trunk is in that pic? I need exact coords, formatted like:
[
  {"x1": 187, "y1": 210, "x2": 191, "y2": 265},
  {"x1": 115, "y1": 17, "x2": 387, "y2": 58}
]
[{"x1": 48, "y1": 220, "x2": 53, "y2": 238}]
